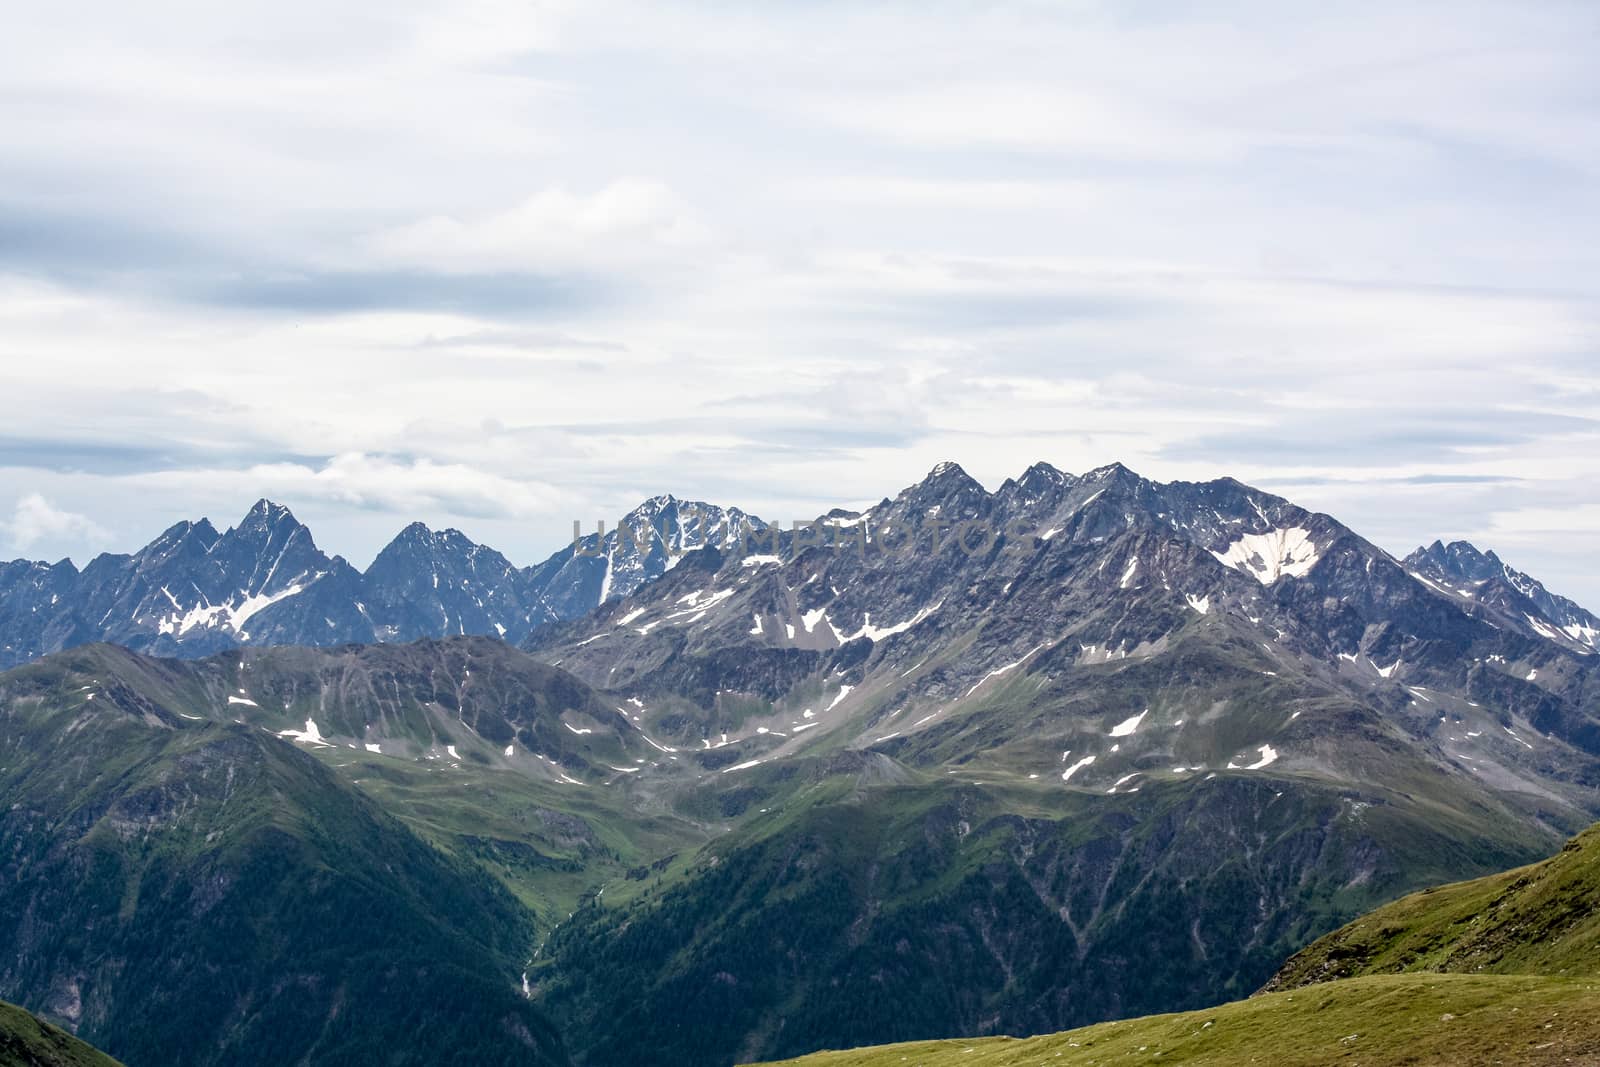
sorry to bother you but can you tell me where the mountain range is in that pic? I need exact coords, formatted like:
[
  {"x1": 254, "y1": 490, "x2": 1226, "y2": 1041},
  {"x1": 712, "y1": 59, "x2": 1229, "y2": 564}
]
[
  {"x1": 0, "y1": 496, "x2": 761, "y2": 671},
  {"x1": 3, "y1": 465, "x2": 1593, "y2": 678},
  {"x1": 517, "y1": 460, "x2": 1600, "y2": 1062},
  {"x1": 529, "y1": 461, "x2": 1600, "y2": 800},
  {"x1": 2, "y1": 459, "x2": 1598, "y2": 1066}
]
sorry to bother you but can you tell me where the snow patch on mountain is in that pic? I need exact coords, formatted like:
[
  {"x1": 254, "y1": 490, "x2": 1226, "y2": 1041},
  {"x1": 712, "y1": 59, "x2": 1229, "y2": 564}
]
[
  {"x1": 846, "y1": 601, "x2": 942, "y2": 643},
  {"x1": 1110, "y1": 709, "x2": 1148, "y2": 737},
  {"x1": 801, "y1": 607, "x2": 839, "y2": 640},
  {"x1": 964, "y1": 643, "x2": 1046, "y2": 698},
  {"x1": 1565, "y1": 622, "x2": 1600, "y2": 651},
  {"x1": 1524, "y1": 613, "x2": 1564, "y2": 643},
  {"x1": 159, "y1": 577, "x2": 320, "y2": 637},
  {"x1": 680, "y1": 588, "x2": 735, "y2": 610},
  {"x1": 278, "y1": 718, "x2": 328, "y2": 746},
  {"x1": 1227, "y1": 744, "x2": 1279, "y2": 770},
  {"x1": 1061, "y1": 754, "x2": 1096, "y2": 782},
  {"x1": 1212, "y1": 527, "x2": 1321, "y2": 584}
]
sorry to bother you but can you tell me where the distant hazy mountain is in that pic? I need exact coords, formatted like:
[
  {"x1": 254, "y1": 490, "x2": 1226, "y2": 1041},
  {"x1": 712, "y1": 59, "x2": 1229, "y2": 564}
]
[
  {"x1": 0, "y1": 496, "x2": 760, "y2": 669},
  {"x1": 1, "y1": 470, "x2": 1589, "y2": 685},
  {"x1": 1404, "y1": 538, "x2": 1600, "y2": 654}
]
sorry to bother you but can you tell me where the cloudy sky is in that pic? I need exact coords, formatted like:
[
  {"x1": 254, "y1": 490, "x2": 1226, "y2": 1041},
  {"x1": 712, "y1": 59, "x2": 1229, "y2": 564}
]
[{"x1": 2, "y1": 1, "x2": 1597, "y2": 601}]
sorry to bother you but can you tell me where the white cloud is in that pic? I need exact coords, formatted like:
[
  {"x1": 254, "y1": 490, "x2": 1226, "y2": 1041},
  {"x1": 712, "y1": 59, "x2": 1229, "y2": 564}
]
[
  {"x1": 1483, "y1": 503, "x2": 1600, "y2": 539},
  {"x1": 0, "y1": 0, "x2": 1595, "y2": 600},
  {"x1": 2, "y1": 494, "x2": 109, "y2": 555},
  {"x1": 806, "y1": 81, "x2": 1245, "y2": 160},
  {"x1": 130, "y1": 454, "x2": 562, "y2": 521},
  {"x1": 363, "y1": 179, "x2": 711, "y2": 274}
]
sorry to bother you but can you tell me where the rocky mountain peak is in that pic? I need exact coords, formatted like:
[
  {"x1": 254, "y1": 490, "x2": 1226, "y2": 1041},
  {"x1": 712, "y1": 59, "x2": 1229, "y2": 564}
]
[
  {"x1": 896, "y1": 462, "x2": 989, "y2": 517},
  {"x1": 241, "y1": 498, "x2": 298, "y2": 527},
  {"x1": 1409, "y1": 539, "x2": 1502, "y2": 581},
  {"x1": 3, "y1": 466, "x2": 1597, "y2": 673},
  {"x1": 1081, "y1": 460, "x2": 1141, "y2": 484},
  {"x1": 395, "y1": 519, "x2": 434, "y2": 540}
]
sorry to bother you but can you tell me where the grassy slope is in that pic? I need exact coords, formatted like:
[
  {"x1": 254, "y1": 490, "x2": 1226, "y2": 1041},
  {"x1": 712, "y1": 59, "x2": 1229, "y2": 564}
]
[
  {"x1": 322, "y1": 747, "x2": 709, "y2": 920},
  {"x1": 753, "y1": 821, "x2": 1600, "y2": 1067},
  {"x1": 752, "y1": 974, "x2": 1600, "y2": 1067},
  {"x1": 1267, "y1": 822, "x2": 1600, "y2": 988},
  {"x1": 0, "y1": 1000, "x2": 121, "y2": 1067}
]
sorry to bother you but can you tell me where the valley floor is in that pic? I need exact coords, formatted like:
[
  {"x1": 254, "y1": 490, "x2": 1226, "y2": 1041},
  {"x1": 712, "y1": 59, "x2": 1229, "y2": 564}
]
[{"x1": 751, "y1": 973, "x2": 1600, "y2": 1067}]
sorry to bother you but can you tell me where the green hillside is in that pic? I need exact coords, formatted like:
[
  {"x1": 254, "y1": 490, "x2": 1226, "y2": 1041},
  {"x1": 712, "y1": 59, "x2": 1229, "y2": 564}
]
[
  {"x1": 0, "y1": 645, "x2": 570, "y2": 1067},
  {"x1": 0, "y1": 1000, "x2": 121, "y2": 1067},
  {"x1": 0, "y1": 639, "x2": 710, "y2": 928},
  {"x1": 750, "y1": 973, "x2": 1600, "y2": 1066},
  {"x1": 3, "y1": 638, "x2": 1592, "y2": 1067},
  {"x1": 535, "y1": 755, "x2": 1544, "y2": 1065},
  {"x1": 1267, "y1": 821, "x2": 1600, "y2": 988},
  {"x1": 751, "y1": 821, "x2": 1600, "y2": 1067}
]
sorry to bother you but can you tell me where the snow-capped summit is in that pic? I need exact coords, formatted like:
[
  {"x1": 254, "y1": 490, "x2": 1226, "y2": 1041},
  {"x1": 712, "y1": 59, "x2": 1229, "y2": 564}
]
[
  {"x1": 0, "y1": 496, "x2": 767, "y2": 668},
  {"x1": 2, "y1": 469, "x2": 1597, "y2": 681}
]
